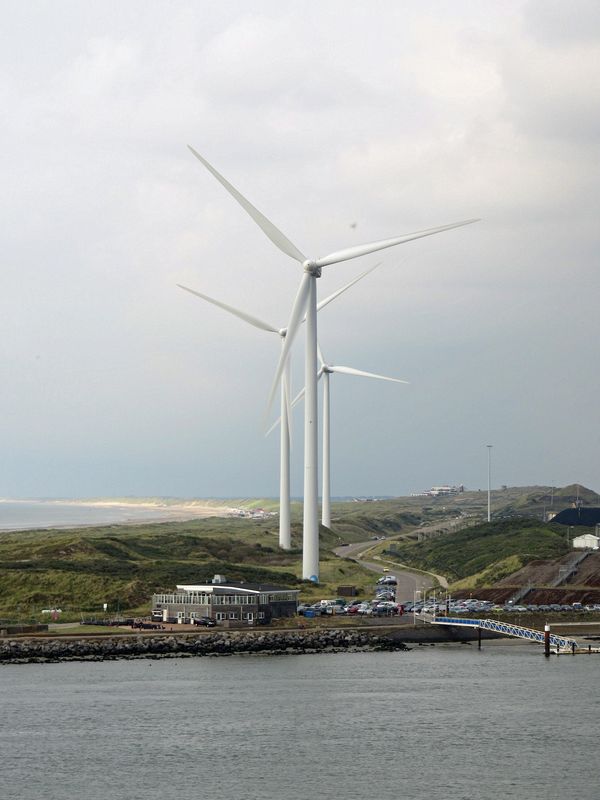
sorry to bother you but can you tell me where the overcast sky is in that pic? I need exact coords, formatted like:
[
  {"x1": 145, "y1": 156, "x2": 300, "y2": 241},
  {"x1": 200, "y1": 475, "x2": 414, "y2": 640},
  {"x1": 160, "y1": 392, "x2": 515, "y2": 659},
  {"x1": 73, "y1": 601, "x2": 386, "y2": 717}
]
[{"x1": 1, "y1": 0, "x2": 599, "y2": 499}]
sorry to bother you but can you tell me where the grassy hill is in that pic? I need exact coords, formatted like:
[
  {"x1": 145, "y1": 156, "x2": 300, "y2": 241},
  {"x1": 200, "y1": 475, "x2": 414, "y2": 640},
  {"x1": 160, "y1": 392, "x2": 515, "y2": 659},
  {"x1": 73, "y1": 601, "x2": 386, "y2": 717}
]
[
  {"x1": 2, "y1": 483, "x2": 598, "y2": 620},
  {"x1": 0, "y1": 513, "x2": 379, "y2": 621},
  {"x1": 380, "y1": 518, "x2": 572, "y2": 588}
]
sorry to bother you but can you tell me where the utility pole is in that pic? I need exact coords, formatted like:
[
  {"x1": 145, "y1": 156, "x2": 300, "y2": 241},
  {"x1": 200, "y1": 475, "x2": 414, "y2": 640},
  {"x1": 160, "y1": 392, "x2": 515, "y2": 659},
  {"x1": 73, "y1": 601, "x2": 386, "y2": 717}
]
[{"x1": 487, "y1": 445, "x2": 493, "y2": 523}]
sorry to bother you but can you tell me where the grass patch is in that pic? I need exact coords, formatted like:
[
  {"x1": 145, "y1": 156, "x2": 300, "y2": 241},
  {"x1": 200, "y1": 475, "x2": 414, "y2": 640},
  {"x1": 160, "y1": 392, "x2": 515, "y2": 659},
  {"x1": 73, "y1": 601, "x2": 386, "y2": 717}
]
[{"x1": 379, "y1": 519, "x2": 571, "y2": 584}]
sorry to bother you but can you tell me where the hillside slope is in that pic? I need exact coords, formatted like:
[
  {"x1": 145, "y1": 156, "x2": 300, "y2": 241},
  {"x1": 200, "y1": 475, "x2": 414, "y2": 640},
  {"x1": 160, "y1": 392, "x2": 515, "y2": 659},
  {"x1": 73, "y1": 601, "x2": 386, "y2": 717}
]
[
  {"x1": 0, "y1": 515, "x2": 379, "y2": 620},
  {"x1": 382, "y1": 518, "x2": 571, "y2": 585}
]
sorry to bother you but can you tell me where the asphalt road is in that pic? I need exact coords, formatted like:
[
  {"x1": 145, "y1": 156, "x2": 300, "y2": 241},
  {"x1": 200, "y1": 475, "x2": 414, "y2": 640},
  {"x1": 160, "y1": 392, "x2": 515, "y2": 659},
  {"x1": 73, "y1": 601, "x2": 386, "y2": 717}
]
[{"x1": 334, "y1": 540, "x2": 436, "y2": 602}]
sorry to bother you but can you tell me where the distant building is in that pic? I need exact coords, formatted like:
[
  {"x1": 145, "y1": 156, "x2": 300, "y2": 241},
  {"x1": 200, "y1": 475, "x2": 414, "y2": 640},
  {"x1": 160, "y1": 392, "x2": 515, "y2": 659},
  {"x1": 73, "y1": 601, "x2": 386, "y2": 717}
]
[
  {"x1": 412, "y1": 484, "x2": 465, "y2": 498},
  {"x1": 572, "y1": 534, "x2": 600, "y2": 550},
  {"x1": 151, "y1": 575, "x2": 299, "y2": 624},
  {"x1": 552, "y1": 508, "x2": 600, "y2": 527}
]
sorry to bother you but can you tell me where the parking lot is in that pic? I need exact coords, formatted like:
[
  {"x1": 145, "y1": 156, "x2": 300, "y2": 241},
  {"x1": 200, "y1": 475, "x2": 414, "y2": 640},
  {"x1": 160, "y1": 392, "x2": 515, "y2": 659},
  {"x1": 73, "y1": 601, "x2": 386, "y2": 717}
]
[{"x1": 297, "y1": 576, "x2": 600, "y2": 619}]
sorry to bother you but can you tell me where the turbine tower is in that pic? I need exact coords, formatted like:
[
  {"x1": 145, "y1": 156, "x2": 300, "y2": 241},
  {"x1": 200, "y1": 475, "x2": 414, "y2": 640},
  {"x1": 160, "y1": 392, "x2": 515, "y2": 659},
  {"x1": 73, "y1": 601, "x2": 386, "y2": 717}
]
[
  {"x1": 280, "y1": 346, "x2": 408, "y2": 529},
  {"x1": 177, "y1": 265, "x2": 378, "y2": 550},
  {"x1": 187, "y1": 145, "x2": 478, "y2": 580}
]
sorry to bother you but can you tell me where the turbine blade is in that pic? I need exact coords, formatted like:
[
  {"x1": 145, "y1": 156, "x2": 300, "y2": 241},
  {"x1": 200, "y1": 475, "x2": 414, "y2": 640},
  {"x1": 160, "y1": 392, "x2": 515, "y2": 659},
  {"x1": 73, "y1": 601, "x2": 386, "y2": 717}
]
[
  {"x1": 265, "y1": 383, "x2": 306, "y2": 437},
  {"x1": 265, "y1": 416, "x2": 280, "y2": 438},
  {"x1": 315, "y1": 219, "x2": 480, "y2": 267},
  {"x1": 187, "y1": 146, "x2": 306, "y2": 263},
  {"x1": 265, "y1": 273, "x2": 312, "y2": 421},
  {"x1": 330, "y1": 365, "x2": 410, "y2": 384},
  {"x1": 177, "y1": 284, "x2": 280, "y2": 334},
  {"x1": 317, "y1": 341, "x2": 325, "y2": 367},
  {"x1": 292, "y1": 386, "x2": 307, "y2": 407},
  {"x1": 316, "y1": 262, "x2": 381, "y2": 312}
]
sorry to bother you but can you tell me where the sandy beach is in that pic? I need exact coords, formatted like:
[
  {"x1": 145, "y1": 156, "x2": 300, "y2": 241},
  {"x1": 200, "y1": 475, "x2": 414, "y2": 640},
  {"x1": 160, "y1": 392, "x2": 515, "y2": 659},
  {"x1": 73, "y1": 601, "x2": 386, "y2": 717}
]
[{"x1": 0, "y1": 498, "x2": 238, "y2": 531}]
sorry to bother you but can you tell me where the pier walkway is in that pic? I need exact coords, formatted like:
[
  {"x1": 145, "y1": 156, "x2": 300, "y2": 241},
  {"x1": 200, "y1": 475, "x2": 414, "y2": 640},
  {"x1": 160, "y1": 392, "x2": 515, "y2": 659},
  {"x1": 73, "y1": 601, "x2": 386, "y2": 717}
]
[{"x1": 428, "y1": 615, "x2": 580, "y2": 652}]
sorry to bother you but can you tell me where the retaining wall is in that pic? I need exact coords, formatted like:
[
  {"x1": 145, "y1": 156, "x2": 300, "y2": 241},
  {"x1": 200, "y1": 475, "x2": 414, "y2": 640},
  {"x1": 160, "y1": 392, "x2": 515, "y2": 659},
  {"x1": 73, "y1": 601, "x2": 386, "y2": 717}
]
[{"x1": 0, "y1": 625, "x2": 496, "y2": 665}]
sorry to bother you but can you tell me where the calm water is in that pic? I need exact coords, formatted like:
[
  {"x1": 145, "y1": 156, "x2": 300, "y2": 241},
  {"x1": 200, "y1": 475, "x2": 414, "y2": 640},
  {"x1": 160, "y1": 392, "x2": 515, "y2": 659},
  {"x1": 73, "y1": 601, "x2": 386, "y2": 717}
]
[
  {"x1": 0, "y1": 501, "x2": 188, "y2": 531},
  {"x1": 1, "y1": 643, "x2": 598, "y2": 799}
]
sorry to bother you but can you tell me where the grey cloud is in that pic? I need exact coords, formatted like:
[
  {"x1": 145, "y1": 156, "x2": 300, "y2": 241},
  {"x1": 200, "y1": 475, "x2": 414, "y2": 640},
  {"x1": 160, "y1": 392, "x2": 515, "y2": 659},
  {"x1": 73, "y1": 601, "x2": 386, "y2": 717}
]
[
  {"x1": 0, "y1": 1, "x2": 598, "y2": 498},
  {"x1": 524, "y1": 0, "x2": 600, "y2": 45}
]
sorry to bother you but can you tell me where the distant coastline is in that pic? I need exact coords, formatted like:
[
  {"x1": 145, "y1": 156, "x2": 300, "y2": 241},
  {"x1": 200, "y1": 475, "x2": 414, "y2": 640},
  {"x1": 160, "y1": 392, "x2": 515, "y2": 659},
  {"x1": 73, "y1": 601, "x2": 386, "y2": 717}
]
[{"x1": 0, "y1": 498, "x2": 236, "y2": 532}]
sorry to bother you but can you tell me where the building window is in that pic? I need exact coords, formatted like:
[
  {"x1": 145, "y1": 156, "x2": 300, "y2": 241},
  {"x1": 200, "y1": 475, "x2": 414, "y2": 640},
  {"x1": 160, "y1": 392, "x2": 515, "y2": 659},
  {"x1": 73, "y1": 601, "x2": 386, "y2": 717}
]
[
  {"x1": 229, "y1": 612, "x2": 238, "y2": 620},
  {"x1": 215, "y1": 612, "x2": 226, "y2": 621}
]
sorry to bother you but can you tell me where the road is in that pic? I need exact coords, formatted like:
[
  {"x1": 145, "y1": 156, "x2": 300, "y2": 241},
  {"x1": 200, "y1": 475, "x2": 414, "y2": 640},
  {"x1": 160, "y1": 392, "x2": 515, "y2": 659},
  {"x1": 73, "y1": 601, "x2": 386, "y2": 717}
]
[{"x1": 334, "y1": 539, "x2": 444, "y2": 602}]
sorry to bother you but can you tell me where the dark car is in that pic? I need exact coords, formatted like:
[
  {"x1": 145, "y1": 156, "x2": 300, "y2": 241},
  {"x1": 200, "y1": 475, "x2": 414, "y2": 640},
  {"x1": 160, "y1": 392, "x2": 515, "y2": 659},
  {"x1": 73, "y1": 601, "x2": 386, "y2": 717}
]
[{"x1": 194, "y1": 617, "x2": 217, "y2": 627}]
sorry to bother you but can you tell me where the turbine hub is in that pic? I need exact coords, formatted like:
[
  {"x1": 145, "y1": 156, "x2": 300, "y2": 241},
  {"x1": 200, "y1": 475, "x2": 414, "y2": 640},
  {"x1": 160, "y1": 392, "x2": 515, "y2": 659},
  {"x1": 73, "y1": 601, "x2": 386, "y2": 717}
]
[{"x1": 303, "y1": 260, "x2": 321, "y2": 277}]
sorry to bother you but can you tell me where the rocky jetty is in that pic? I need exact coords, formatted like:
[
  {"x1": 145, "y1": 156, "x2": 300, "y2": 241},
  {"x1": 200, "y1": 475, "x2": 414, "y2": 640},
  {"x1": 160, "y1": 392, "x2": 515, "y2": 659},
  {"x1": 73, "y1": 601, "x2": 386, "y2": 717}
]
[{"x1": 0, "y1": 628, "x2": 410, "y2": 664}]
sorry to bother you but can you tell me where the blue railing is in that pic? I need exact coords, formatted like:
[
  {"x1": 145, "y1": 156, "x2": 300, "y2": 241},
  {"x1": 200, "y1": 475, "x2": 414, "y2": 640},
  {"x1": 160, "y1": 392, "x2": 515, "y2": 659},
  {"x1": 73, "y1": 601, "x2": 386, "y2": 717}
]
[{"x1": 431, "y1": 616, "x2": 579, "y2": 652}]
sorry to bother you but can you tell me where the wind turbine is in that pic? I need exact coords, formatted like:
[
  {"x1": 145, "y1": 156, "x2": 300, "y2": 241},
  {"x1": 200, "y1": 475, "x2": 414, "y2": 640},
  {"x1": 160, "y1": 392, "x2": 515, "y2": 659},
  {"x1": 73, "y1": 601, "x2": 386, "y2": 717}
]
[
  {"x1": 187, "y1": 145, "x2": 478, "y2": 580},
  {"x1": 177, "y1": 264, "x2": 379, "y2": 550},
  {"x1": 317, "y1": 346, "x2": 409, "y2": 529},
  {"x1": 275, "y1": 345, "x2": 408, "y2": 529}
]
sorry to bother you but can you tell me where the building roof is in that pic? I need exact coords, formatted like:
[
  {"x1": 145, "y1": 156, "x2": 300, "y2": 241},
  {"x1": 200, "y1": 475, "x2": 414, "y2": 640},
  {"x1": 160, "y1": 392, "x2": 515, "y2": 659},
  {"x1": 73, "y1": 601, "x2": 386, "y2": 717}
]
[
  {"x1": 552, "y1": 508, "x2": 600, "y2": 526},
  {"x1": 176, "y1": 582, "x2": 298, "y2": 594}
]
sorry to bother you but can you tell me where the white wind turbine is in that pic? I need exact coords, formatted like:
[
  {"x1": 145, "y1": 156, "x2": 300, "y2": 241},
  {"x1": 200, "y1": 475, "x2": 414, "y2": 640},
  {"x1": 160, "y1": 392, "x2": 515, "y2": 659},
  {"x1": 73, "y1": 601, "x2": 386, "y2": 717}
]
[
  {"x1": 187, "y1": 145, "x2": 478, "y2": 580},
  {"x1": 317, "y1": 346, "x2": 409, "y2": 529},
  {"x1": 177, "y1": 264, "x2": 379, "y2": 551},
  {"x1": 275, "y1": 345, "x2": 409, "y2": 529}
]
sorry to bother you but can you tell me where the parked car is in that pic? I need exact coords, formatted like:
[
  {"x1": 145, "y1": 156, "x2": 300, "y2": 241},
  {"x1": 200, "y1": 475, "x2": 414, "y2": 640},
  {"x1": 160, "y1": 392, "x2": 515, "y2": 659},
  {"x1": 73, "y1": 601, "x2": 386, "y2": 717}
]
[
  {"x1": 194, "y1": 617, "x2": 217, "y2": 627},
  {"x1": 375, "y1": 591, "x2": 395, "y2": 601},
  {"x1": 373, "y1": 601, "x2": 398, "y2": 615}
]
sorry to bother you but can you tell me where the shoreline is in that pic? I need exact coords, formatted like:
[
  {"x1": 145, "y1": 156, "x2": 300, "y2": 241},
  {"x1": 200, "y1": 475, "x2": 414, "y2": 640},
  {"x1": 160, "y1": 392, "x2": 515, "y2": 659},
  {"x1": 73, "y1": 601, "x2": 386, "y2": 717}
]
[
  {"x1": 0, "y1": 625, "x2": 504, "y2": 665},
  {"x1": 0, "y1": 498, "x2": 237, "y2": 532}
]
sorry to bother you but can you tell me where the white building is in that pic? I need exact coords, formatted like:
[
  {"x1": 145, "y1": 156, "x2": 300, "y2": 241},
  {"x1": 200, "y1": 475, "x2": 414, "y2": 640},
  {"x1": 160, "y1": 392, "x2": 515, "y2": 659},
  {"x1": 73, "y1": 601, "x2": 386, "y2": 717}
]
[
  {"x1": 572, "y1": 533, "x2": 600, "y2": 550},
  {"x1": 151, "y1": 575, "x2": 299, "y2": 624}
]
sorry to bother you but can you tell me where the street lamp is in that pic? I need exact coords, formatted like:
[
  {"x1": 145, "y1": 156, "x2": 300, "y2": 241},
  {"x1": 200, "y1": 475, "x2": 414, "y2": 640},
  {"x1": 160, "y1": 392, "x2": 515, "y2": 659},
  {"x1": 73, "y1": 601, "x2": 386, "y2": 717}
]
[
  {"x1": 487, "y1": 445, "x2": 493, "y2": 522},
  {"x1": 413, "y1": 589, "x2": 421, "y2": 626}
]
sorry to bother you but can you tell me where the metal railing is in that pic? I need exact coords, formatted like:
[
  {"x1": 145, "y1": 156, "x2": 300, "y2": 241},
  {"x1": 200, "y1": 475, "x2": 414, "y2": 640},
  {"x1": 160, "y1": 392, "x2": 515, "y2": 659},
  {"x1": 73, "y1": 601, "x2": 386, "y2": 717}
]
[
  {"x1": 550, "y1": 550, "x2": 591, "y2": 588},
  {"x1": 430, "y1": 616, "x2": 579, "y2": 652}
]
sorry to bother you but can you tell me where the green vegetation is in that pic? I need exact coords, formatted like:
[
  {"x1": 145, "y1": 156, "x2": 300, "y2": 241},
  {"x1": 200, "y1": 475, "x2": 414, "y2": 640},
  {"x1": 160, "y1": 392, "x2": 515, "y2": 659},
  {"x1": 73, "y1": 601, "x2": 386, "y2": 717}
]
[
  {"x1": 2, "y1": 484, "x2": 597, "y2": 621},
  {"x1": 450, "y1": 555, "x2": 525, "y2": 591},
  {"x1": 0, "y1": 513, "x2": 380, "y2": 621}
]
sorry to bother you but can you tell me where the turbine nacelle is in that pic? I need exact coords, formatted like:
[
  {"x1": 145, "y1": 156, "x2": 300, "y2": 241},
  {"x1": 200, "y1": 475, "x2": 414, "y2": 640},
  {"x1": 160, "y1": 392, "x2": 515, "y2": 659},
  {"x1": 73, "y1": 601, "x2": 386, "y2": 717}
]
[{"x1": 303, "y1": 260, "x2": 321, "y2": 277}]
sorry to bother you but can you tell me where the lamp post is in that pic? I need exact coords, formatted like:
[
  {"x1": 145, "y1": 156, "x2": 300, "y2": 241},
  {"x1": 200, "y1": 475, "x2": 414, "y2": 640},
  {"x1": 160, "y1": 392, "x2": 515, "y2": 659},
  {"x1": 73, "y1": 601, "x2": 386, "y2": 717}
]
[
  {"x1": 413, "y1": 589, "x2": 421, "y2": 626},
  {"x1": 487, "y1": 445, "x2": 493, "y2": 522}
]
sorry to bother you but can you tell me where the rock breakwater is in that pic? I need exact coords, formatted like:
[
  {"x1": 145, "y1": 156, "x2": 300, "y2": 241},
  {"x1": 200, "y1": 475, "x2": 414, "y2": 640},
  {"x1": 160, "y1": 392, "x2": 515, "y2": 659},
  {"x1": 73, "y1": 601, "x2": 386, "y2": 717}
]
[{"x1": 0, "y1": 628, "x2": 409, "y2": 664}]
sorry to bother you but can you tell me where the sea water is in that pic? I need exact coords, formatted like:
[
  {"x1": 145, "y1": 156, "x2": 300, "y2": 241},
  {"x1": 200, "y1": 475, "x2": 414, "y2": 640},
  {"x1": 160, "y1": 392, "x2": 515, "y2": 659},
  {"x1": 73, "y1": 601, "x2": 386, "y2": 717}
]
[
  {"x1": 0, "y1": 501, "x2": 192, "y2": 531},
  {"x1": 1, "y1": 643, "x2": 597, "y2": 800}
]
